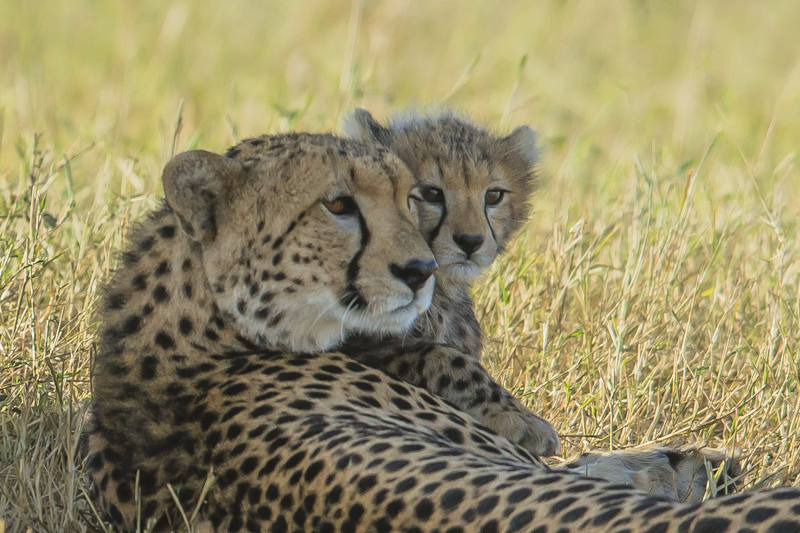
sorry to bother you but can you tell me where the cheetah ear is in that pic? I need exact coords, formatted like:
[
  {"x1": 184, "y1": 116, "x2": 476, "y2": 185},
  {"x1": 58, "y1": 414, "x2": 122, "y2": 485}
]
[
  {"x1": 345, "y1": 108, "x2": 392, "y2": 146},
  {"x1": 162, "y1": 150, "x2": 243, "y2": 244},
  {"x1": 498, "y1": 125, "x2": 539, "y2": 169},
  {"x1": 494, "y1": 125, "x2": 539, "y2": 197}
]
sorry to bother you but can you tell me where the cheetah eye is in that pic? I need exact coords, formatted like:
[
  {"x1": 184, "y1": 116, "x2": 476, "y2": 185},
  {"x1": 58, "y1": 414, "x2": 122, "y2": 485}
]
[
  {"x1": 418, "y1": 186, "x2": 444, "y2": 204},
  {"x1": 485, "y1": 189, "x2": 505, "y2": 207},
  {"x1": 322, "y1": 196, "x2": 359, "y2": 216}
]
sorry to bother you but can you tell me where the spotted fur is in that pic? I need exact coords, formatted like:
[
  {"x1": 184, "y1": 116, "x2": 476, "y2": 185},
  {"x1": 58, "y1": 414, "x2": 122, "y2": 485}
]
[{"x1": 88, "y1": 132, "x2": 800, "y2": 532}]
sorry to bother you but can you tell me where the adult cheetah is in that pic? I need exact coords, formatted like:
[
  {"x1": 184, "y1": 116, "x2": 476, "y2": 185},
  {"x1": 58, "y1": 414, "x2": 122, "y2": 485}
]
[{"x1": 88, "y1": 132, "x2": 800, "y2": 532}]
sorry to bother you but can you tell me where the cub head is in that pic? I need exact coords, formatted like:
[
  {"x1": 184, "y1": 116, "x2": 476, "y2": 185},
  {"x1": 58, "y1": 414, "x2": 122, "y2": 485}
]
[
  {"x1": 163, "y1": 133, "x2": 436, "y2": 352},
  {"x1": 346, "y1": 110, "x2": 538, "y2": 287}
]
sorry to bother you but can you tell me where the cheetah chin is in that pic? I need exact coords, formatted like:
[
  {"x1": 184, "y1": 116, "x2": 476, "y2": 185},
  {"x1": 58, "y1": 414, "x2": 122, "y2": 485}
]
[
  {"x1": 344, "y1": 274, "x2": 436, "y2": 333},
  {"x1": 439, "y1": 259, "x2": 483, "y2": 283},
  {"x1": 230, "y1": 274, "x2": 435, "y2": 354}
]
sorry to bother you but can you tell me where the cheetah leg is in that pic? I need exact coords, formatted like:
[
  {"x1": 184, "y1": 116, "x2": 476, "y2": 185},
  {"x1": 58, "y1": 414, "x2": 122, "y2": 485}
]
[
  {"x1": 559, "y1": 444, "x2": 741, "y2": 503},
  {"x1": 374, "y1": 343, "x2": 561, "y2": 456}
]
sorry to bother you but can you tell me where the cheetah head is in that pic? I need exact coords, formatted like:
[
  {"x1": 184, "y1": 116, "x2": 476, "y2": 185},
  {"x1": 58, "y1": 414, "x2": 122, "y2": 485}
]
[
  {"x1": 162, "y1": 134, "x2": 437, "y2": 352},
  {"x1": 347, "y1": 110, "x2": 538, "y2": 287}
]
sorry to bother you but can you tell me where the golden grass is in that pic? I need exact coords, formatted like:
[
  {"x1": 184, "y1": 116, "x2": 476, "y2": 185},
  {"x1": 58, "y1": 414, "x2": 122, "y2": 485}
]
[{"x1": 1, "y1": 1, "x2": 799, "y2": 530}]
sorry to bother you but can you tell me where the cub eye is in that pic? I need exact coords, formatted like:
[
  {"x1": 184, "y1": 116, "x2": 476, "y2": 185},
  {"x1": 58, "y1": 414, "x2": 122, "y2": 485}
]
[
  {"x1": 485, "y1": 189, "x2": 505, "y2": 207},
  {"x1": 419, "y1": 186, "x2": 444, "y2": 204},
  {"x1": 323, "y1": 196, "x2": 359, "y2": 216}
]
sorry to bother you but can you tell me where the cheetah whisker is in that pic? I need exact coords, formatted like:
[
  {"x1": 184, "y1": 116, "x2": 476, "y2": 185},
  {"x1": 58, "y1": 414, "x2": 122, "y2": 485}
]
[
  {"x1": 309, "y1": 298, "x2": 344, "y2": 332},
  {"x1": 339, "y1": 296, "x2": 360, "y2": 343}
]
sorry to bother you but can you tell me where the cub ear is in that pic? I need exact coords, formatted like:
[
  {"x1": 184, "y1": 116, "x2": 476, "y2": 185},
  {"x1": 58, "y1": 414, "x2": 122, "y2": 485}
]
[
  {"x1": 344, "y1": 108, "x2": 392, "y2": 146},
  {"x1": 162, "y1": 150, "x2": 243, "y2": 244},
  {"x1": 498, "y1": 125, "x2": 539, "y2": 169}
]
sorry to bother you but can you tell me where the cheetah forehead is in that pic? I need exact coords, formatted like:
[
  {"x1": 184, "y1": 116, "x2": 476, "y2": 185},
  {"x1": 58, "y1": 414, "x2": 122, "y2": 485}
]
[
  {"x1": 225, "y1": 132, "x2": 413, "y2": 210},
  {"x1": 389, "y1": 114, "x2": 494, "y2": 164}
]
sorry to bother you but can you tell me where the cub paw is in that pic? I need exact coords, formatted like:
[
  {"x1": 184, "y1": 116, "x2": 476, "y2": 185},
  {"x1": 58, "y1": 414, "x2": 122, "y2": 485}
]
[
  {"x1": 560, "y1": 444, "x2": 741, "y2": 502},
  {"x1": 482, "y1": 408, "x2": 561, "y2": 457}
]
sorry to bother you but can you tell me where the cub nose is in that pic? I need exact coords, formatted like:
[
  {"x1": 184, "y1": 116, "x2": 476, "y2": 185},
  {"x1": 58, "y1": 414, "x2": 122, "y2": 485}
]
[
  {"x1": 453, "y1": 234, "x2": 484, "y2": 257},
  {"x1": 390, "y1": 259, "x2": 438, "y2": 293}
]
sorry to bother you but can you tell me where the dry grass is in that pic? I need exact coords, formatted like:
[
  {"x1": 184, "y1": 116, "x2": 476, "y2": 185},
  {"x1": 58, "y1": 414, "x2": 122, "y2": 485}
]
[{"x1": 2, "y1": 1, "x2": 800, "y2": 530}]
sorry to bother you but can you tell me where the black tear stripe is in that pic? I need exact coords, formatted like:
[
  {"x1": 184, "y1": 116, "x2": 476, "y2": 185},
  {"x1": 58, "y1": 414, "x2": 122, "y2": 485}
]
[
  {"x1": 428, "y1": 201, "x2": 447, "y2": 244},
  {"x1": 427, "y1": 157, "x2": 448, "y2": 243},
  {"x1": 341, "y1": 210, "x2": 370, "y2": 310},
  {"x1": 484, "y1": 204, "x2": 498, "y2": 244}
]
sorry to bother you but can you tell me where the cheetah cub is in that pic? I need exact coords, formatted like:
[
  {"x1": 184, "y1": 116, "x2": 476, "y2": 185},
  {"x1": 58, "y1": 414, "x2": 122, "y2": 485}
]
[{"x1": 341, "y1": 109, "x2": 561, "y2": 456}]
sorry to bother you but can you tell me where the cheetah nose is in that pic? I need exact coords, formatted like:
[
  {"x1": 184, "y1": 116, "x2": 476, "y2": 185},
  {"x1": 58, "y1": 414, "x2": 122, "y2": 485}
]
[
  {"x1": 391, "y1": 259, "x2": 438, "y2": 293},
  {"x1": 454, "y1": 234, "x2": 484, "y2": 258}
]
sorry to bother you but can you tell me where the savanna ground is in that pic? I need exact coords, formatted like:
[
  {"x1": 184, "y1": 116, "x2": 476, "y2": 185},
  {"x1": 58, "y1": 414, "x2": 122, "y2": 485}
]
[{"x1": 2, "y1": 1, "x2": 800, "y2": 531}]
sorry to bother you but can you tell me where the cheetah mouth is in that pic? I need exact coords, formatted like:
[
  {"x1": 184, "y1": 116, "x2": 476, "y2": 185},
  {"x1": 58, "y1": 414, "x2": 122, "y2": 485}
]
[
  {"x1": 441, "y1": 260, "x2": 483, "y2": 280},
  {"x1": 348, "y1": 277, "x2": 435, "y2": 334}
]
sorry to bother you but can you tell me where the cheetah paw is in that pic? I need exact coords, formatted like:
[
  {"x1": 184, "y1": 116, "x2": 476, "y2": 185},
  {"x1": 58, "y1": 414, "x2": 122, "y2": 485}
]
[
  {"x1": 559, "y1": 444, "x2": 741, "y2": 502},
  {"x1": 482, "y1": 408, "x2": 561, "y2": 457}
]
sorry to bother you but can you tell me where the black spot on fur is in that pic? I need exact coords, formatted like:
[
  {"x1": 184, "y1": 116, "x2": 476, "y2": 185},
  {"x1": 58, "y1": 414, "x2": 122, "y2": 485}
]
[
  {"x1": 414, "y1": 499, "x2": 434, "y2": 521},
  {"x1": 223, "y1": 383, "x2": 249, "y2": 396},
  {"x1": 745, "y1": 507, "x2": 779, "y2": 523},
  {"x1": 394, "y1": 478, "x2": 417, "y2": 493},
  {"x1": 139, "y1": 236, "x2": 155, "y2": 251},
  {"x1": 120, "y1": 315, "x2": 142, "y2": 336},
  {"x1": 772, "y1": 489, "x2": 800, "y2": 500},
  {"x1": 140, "y1": 356, "x2": 158, "y2": 380},
  {"x1": 131, "y1": 274, "x2": 147, "y2": 291},
  {"x1": 443, "y1": 427, "x2": 464, "y2": 444},
  {"x1": 106, "y1": 292, "x2": 126, "y2": 310},
  {"x1": 155, "y1": 331, "x2": 175, "y2": 349},
  {"x1": 152, "y1": 284, "x2": 169, "y2": 303},
  {"x1": 155, "y1": 260, "x2": 170, "y2": 276},
  {"x1": 507, "y1": 510, "x2": 534, "y2": 532},
  {"x1": 179, "y1": 317, "x2": 193, "y2": 335},
  {"x1": 471, "y1": 474, "x2": 497, "y2": 487},
  {"x1": 440, "y1": 488, "x2": 465, "y2": 510},
  {"x1": 122, "y1": 251, "x2": 139, "y2": 265},
  {"x1": 508, "y1": 488, "x2": 532, "y2": 504},
  {"x1": 268, "y1": 313, "x2": 284, "y2": 327},
  {"x1": 692, "y1": 517, "x2": 732, "y2": 533},
  {"x1": 385, "y1": 499, "x2": 405, "y2": 517},
  {"x1": 767, "y1": 522, "x2": 800, "y2": 533},
  {"x1": 476, "y1": 495, "x2": 499, "y2": 515},
  {"x1": 561, "y1": 506, "x2": 588, "y2": 523},
  {"x1": 157, "y1": 225, "x2": 176, "y2": 239}
]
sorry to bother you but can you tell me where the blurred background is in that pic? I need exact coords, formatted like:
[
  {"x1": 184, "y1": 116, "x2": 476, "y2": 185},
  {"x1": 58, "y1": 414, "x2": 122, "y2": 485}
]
[
  {"x1": 2, "y1": 1, "x2": 800, "y2": 528},
  {"x1": 2, "y1": 1, "x2": 799, "y2": 221}
]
